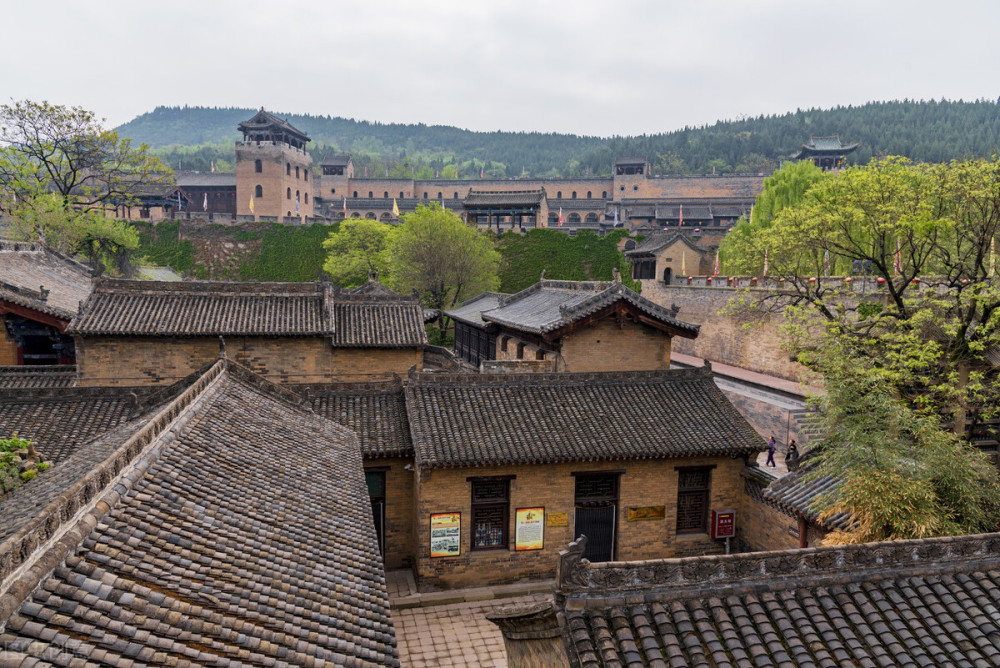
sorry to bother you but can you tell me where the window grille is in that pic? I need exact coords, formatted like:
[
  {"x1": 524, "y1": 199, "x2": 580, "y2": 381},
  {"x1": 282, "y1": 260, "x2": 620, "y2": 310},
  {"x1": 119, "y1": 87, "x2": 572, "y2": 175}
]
[
  {"x1": 471, "y1": 478, "x2": 509, "y2": 550},
  {"x1": 677, "y1": 468, "x2": 711, "y2": 533}
]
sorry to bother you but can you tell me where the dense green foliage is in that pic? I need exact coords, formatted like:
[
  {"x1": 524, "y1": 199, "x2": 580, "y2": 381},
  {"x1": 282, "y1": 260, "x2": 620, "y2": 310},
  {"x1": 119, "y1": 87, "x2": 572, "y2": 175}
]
[
  {"x1": 136, "y1": 221, "x2": 198, "y2": 275},
  {"x1": 121, "y1": 100, "x2": 1000, "y2": 177},
  {"x1": 322, "y1": 219, "x2": 394, "y2": 287},
  {"x1": 238, "y1": 224, "x2": 332, "y2": 282},
  {"x1": 497, "y1": 229, "x2": 639, "y2": 293}
]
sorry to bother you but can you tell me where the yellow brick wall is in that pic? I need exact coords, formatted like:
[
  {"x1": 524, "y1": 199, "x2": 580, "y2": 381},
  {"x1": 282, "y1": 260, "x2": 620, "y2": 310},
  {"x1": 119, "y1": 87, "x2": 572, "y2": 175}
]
[
  {"x1": 76, "y1": 336, "x2": 423, "y2": 385},
  {"x1": 365, "y1": 457, "x2": 417, "y2": 569},
  {"x1": 236, "y1": 143, "x2": 314, "y2": 219},
  {"x1": 493, "y1": 319, "x2": 672, "y2": 373},
  {"x1": 558, "y1": 318, "x2": 671, "y2": 372},
  {"x1": 414, "y1": 456, "x2": 743, "y2": 589},
  {"x1": 0, "y1": 316, "x2": 19, "y2": 365},
  {"x1": 737, "y1": 479, "x2": 829, "y2": 552},
  {"x1": 329, "y1": 348, "x2": 423, "y2": 381}
]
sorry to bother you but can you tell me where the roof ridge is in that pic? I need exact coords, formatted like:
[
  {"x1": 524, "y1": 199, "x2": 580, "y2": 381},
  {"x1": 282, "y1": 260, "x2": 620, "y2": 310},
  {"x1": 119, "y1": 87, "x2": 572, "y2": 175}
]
[
  {"x1": 408, "y1": 365, "x2": 713, "y2": 386},
  {"x1": 93, "y1": 278, "x2": 323, "y2": 294},
  {"x1": 557, "y1": 531, "x2": 1000, "y2": 602},
  {"x1": 0, "y1": 359, "x2": 228, "y2": 624}
]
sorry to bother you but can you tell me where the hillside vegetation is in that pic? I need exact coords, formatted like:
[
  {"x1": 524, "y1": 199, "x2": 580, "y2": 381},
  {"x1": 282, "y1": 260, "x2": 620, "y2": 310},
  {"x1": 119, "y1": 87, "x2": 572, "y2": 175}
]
[
  {"x1": 135, "y1": 222, "x2": 636, "y2": 291},
  {"x1": 120, "y1": 99, "x2": 1000, "y2": 178}
]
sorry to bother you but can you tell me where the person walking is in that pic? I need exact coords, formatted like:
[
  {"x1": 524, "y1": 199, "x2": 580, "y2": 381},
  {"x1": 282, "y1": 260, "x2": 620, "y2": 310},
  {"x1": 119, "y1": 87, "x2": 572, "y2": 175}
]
[{"x1": 766, "y1": 436, "x2": 777, "y2": 468}]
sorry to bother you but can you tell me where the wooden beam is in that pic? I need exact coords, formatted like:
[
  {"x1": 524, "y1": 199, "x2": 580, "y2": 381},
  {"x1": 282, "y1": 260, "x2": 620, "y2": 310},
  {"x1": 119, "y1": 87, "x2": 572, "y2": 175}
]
[{"x1": 0, "y1": 301, "x2": 69, "y2": 332}]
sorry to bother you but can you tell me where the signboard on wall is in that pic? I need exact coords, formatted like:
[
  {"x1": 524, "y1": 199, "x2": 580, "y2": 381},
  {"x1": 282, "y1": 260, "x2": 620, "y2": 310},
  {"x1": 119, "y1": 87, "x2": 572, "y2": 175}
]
[
  {"x1": 711, "y1": 509, "x2": 736, "y2": 539},
  {"x1": 430, "y1": 512, "x2": 461, "y2": 557},
  {"x1": 547, "y1": 512, "x2": 568, "y2": 527},
  {"x1": 626, "y1": 505, "x2": 666, "y2": 522},
  {"x1": 515, "y1": 507, "x2": 545, "y2": 551}
]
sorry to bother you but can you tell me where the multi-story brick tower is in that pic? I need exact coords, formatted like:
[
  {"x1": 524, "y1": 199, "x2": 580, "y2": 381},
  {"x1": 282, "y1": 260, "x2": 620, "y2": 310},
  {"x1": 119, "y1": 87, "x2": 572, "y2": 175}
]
[{"x1": 235, "y1": 109, "x2": 314, "y2": 220}]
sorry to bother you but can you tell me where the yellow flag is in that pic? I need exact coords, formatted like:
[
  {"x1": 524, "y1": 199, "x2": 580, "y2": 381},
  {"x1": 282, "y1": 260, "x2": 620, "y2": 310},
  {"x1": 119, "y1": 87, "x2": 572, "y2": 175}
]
[
  {"x1": 393, "y1": 198, "x2": 399, "y2": 217},
  {"x1": 249, "y1": 196, "x2": 254, "y2": 214},
  {"x1": 681, "y1": 252, "x2": 686, "y2": 276}
]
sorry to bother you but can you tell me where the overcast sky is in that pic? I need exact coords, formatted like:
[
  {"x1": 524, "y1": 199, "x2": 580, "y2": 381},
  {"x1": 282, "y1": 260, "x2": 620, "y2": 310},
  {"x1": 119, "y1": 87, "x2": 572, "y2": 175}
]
[{"x1": 2, "y1": 1, "x2": 998, "y2": 137}]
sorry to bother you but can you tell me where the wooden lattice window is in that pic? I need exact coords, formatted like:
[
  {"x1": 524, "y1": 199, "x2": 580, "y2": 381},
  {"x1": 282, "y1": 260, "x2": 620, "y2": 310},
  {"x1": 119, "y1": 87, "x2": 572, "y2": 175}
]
[
  {"x1": 676, "y1": 467, "x2": 711, "y2": 534},
  {"x1": 471, "y1": 478, "x2": 509, "y2": 550}
]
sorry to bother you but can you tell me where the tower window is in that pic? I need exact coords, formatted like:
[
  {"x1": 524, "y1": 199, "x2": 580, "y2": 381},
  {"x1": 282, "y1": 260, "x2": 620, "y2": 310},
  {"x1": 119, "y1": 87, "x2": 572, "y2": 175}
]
[
  {"x1": 587, "y1": 191, "x2": 592, "y2": 199},
  {"x1": 423, "y1": 192, "x2": 428, "y2": 199},
  {"x1": 384, "y1": 191, "x2": 389, "y2": 199},
  {"x1": 255, "y1": 185, "x2": 263, "y2": 197},
  {"x1": 286, "y1": 163, "x2": 291, "y2": 176},
  {"x1": 437, "y1": 192, "x2": 442, "y2": 199},
  {"x1": 287, "y1": 187, "x2": 291, "y2": 200},
  {"x1": 304, "y1": 193, "x2": 308, "y2": 204},
  {"x1": 557, "y1": 191, "x2": 562, "y2": 198},
  {"x1": 295, "y1": 166, "x2": 300, "y2": 178},
  {"x1": 331, "y1": 188, "x2": 336, "y2": 194},
  {"x1": 304, "y1": 171, "x2": 308, "y2": 181},
  {"x1": 368, "y1": 191, "x2": 373, "y2": 198},
  {"x1": 602, "y1": 191, "x2": 607, "y2": 198},
  {"x1": 400, "y1": 191, "x2": 404, "y2": 198},
  {"x1": 572, "y1": 191, "x2": 577, "y2": 199},
  {"x1": 454, "y1": 192, "x2": 458, "y2": 199},
  {"x1": 353, "y1": 191, "x2": 358, "y2": 198},
  {"x1": 255, "y1": 160, "x2": 262, "y2": 173}
]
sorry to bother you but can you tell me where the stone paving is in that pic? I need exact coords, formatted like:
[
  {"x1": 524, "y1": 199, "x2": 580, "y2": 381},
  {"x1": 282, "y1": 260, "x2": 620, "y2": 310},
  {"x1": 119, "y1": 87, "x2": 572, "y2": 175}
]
[{"x1": 386, "y1": 569, "x2": 553, "y2": 667}]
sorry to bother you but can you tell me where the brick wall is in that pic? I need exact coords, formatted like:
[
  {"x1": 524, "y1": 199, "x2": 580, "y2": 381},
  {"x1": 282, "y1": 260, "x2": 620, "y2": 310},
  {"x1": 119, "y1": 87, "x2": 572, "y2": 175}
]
[
  {"x1": 559, "y1": 319, "x2": 671, "y2": 372},
  {"x1": 365, "y1": 456, "x2": 417, "y2": 570},
  {"x1": 236, "y1": 142, "x2": 314, "y2": 220},
  {"x1": 738, "y1": 471, "x2": 828, "y2": 552},
  {"x1": 76, "y1": 336, "x2": 423, "y2": 385},
  {"x1": 0, "y1": 316, "x2": 18, "y2": 365},
  {"x1": 329, "y1": 347, "x2": 423, "y2": 381},
  {"x1": 414, "y1": 456, "x2": 744, "y2": 589}
]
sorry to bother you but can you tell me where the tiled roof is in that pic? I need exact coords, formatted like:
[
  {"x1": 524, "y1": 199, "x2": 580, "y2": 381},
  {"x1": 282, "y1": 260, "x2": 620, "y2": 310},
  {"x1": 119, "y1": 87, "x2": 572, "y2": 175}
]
[
  {"x1": 0, "y1": 360, "x2": 398, "y2": 666},
  {"x1": 625, "y1": 231, "x2": 705, "y2": 257},
  {"x1": 0, "y1": 365, "x2": 78, "y2": 389},
  {"x1": 555, "y1": 531, "x2": 1000, "y2": 667},
  {"x1": 0, "y1": 371, "x2": 203, "y2": 464},
  {"x1": 655, "y1": 204, "x2": 714, "y2": 220},
  {"x1": 346, "y1": 278, "x2": 401, "y2": 297},
  {"x1": 445, "y1": 291, "x2": 507, "y2": 327},
  {"x1": 643, "y1": 175, "x2": 764, "y2": 199},
  {"x1": 801, "y1": 134, "x2": 861, "y2": 151},
  {"x1": 614, "y1": 156, "x2": 647, "y2": 165},
  {"x1": 175, "y1": 170, "x2": 237, "y2": 187},
  {"x1": 481, "y1": 279, "x2": 699, "y2": 338},
  {"x1": 238, "y1": 108, "x2": 310, "y2": 141},
  {"x1": 330, "y1": 290, "x2": 428, "y2": 348},
  {"x1": 0, "y1": 240, "x2": 94, "y2": 320},
  {"x1": 69, "y1": 278, "x2": 330, "y2": 336},
  {"x1": 764, "y1": 453, "x2": 851, "y2": 530},
  {"x1": 301, "y1": 378, "x2": 414, "y2": 458},
  {"x1": 405, "y1": 365, "x2": 763, "y2": 469},
  {"x1": 322, "y1": 155, "x2": 352, "y2": 166},
  {"x1": 464, "y1": 189, "x2": 546, "y2": 208}
]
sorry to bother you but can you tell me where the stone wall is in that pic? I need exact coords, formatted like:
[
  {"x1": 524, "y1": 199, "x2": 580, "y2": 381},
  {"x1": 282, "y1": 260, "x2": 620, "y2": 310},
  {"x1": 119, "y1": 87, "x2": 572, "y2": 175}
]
[
  {"x1": 640, "y1": 283, "x2": 805, "y2": 381},
  {"x1": 414, "y1": 456, "x2": 743, "y2": 589}
]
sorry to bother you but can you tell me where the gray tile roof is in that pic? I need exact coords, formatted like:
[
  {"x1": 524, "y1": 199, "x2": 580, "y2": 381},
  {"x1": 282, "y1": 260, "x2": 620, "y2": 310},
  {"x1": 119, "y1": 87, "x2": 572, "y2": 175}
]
[
  {"x1": 0, "y1": 359, "x2": 398, "y2": 666},
  {"x1": 405, "y1": 365, "x2": 763, "y2": 469},
  {"x1": 70, "y1": 278, "x2": 330, "y2": 336},
  {"x1": 0, "y1": 240, "x2": 94, "y2": 320},
  {"x1": 445, "y1": 291, "x2": 507, "y2": 327},
  {"x1": 0, "y1": 365, "x2": 78, "y2": 389},
  {"x1": 174, "y1": 170, "x2": 237, "y2": 187},
  {"x1": 481, "y1": 280, "x2": 699, "y2": 338},
  {"x1": 329, "y1": 291, "x2": 428, "y2": 348},
  {"x1": 556, "y1": 531, "x2": 1000, "y2": 667},
  {"x1": 238, "y1": 108, "x2": 310, "y2": 142},
  {"x1": 300, "y1": 378, "x2": 414, "y2": 458},
  {"x1": 764, "y1": 453, "x2": 851, "y2": 531},
  {"x1": 464, "y1": 189, "x2": 546, "y2": 208}
]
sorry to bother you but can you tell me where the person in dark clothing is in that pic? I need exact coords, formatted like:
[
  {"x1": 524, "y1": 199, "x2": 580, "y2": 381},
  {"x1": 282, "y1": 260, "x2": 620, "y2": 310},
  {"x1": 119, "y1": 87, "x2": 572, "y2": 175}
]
[
  {"x1": 786, "y1": 439, "x2": 799, "y2": 464},
  {"x1": 766, "y1": 436, "x2": 777, "y2": 468}
]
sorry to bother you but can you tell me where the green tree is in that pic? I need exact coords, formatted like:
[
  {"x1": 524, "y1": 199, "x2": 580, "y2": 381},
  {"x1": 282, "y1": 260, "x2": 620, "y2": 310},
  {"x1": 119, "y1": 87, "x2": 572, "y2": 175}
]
[
  {"x1": 0, "y1": 100, "x2": 173, "y2": 211},
  {"x1": 734, "y1": 157, "x2": 1000, "y2": 542},
  {"x1": 388, "y1": 203, "x2": 501, "y2": 317},
  {"x1": 719, "y1": 159, "x2": 826, "y2": 274},
  {"x1": 322, "y1": 219, "x2": 395, "y2": 287},
  {"x1": 440, "y1": 164, "x2": 458, "y2": 179},
  {"x1": 7, "y1": 193, "x2": 139, "y2": 275},
  {"x1": 809, "y1": 346, "x2": 1000, "y2": 544}
]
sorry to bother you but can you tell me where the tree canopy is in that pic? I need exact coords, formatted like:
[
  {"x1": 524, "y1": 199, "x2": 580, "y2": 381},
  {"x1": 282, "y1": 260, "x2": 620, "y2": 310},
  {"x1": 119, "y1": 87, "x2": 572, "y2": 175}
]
[
  {"x1": 0, "y1": 100, "x2": 173, "y2": 210},
  {"x1": 321, "y1": 218, "x2": 395, "y2": 287},
  {"x1": 726, "y1": 156, "x2": 1000, "y2": 542},
  {"x1": 388, "y1": 204, "x2": 501, "y2": 313}
]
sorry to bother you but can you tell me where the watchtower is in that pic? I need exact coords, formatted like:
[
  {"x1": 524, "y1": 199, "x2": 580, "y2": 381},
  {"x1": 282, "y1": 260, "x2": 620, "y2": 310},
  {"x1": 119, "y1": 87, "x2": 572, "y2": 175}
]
[
  {"x1": 791, "y1": 136, "x2": 860, "y2": 171},
  {"x1": 235, "y1": 109, "x2": 314, "y2": 220}
]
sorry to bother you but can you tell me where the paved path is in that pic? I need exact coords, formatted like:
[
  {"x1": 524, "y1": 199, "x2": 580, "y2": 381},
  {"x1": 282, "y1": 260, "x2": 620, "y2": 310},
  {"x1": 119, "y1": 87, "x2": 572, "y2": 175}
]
[{"x1": 386, "y1": 570, "x2": 553, "y2": 667}]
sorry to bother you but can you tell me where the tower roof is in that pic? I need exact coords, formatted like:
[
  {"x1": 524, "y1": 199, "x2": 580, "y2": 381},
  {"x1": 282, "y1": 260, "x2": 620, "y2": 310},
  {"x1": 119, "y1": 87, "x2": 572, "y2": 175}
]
[{"x1": 238, "y1": 108, "x2": 310, "y2": 143}]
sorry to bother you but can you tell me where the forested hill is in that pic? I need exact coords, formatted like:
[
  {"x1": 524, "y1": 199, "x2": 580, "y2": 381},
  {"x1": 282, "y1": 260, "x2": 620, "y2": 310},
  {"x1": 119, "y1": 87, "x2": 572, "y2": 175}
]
[{"x1": 118, "y1": 99, "x2": 1000, "y2": 177}]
